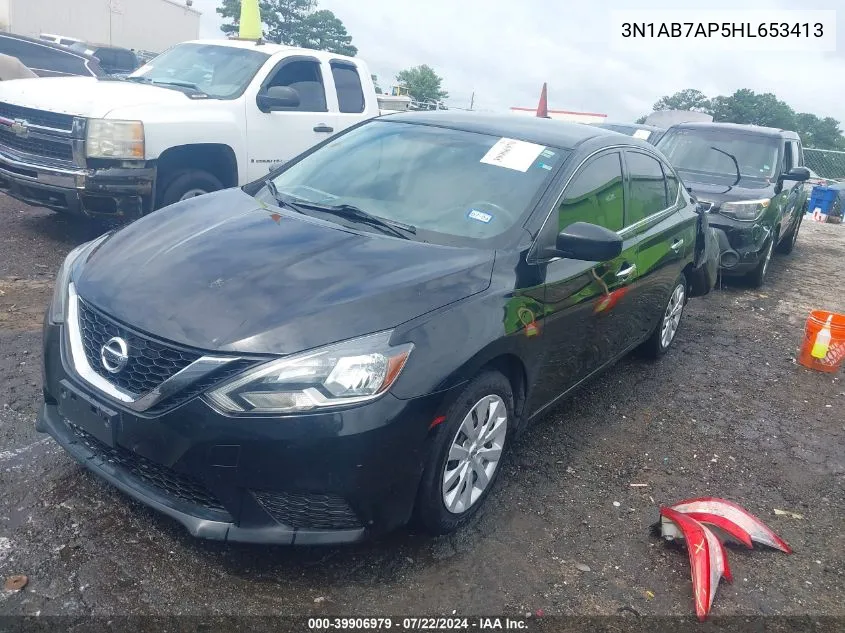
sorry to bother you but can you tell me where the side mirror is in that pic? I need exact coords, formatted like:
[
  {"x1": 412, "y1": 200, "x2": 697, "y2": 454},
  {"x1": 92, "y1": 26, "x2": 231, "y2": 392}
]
[
  {"x1": 781, "y1": 166, "x2": 810, "y2": 182},
  {"x1": 257, "y1": 85, "x2": 300, "y2": 112},
  {"x1": 551, "y1": 222, "x2": 623, "y2": 261}
]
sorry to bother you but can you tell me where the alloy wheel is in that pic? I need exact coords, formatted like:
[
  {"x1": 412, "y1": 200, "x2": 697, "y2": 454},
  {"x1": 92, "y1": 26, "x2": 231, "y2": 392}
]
[
  {"x1": 660, "y1": 283, "x2": 686, "y2": 349},
  {"x1": 442, "y1": 395, "x2": 508, "y2": 514},
  {"x1": 179, "y1": 188, "x2": 209, "y2": 201}
]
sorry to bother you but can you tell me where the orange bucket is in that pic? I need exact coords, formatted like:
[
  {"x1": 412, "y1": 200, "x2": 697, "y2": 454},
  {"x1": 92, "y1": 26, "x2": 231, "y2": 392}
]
[{"x1": 797, "y1": 310, "x2": 845, "y2": 373}]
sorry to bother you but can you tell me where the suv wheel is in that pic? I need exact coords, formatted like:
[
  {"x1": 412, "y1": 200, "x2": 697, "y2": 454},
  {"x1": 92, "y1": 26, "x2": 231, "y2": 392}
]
[
  {"x1": 156, "y1": 169, "x2": 224, "y2": 209},
  {"x1": 414, "y1": 371, "x2": 513, "y2": 535},
  {"x1": 776, "y1": 215, "x2": 802, "y2": 255},
  {"x1": 747, "y1": 236, "x2": 775, "y2": 287},
  {"x1": 638, "y1": 273, "x2": 687, "y2": 359}
]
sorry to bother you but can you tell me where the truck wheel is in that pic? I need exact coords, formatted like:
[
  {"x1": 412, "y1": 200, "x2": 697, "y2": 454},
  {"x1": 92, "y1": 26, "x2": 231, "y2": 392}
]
[
  {"x1": 156, "y1": 169, "x2": 223, "y2": 209},
  {"x1": 776, "y1": 214, "x2": 801, "y2": 255},
  {"x1": 414, "y1": 371, "x2": 513, "y2": 535}
]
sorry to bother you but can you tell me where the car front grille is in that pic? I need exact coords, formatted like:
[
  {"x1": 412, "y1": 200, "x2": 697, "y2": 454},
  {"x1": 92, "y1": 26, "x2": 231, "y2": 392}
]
[
  {"x1": 0, "y1": 102, "x2": 75, "y2": 131},
  {"x1": 0, "y1": 127, "x2": 74, "y2": 161},
  {"x1": 67, "y1": 421, "x2": 232, "y2": 521},
  {"x1": 77, "y1": 299, "x2": 202, "y2": 396},
  {"x1": 252, "y1": 490, "x2": 362, "y2": 530}
]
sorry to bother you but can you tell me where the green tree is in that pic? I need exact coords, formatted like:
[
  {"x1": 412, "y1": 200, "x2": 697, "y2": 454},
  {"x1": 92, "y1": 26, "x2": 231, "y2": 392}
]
[
  {"x1": 652, "y1": 88, "x2": 711, "y2": 113},
  {"x1": 396, "y1": 65, "x2": 448, "y2": 104},
  {"x1": 295, "y1": 9, "x2": 357, "y2": 55},
  {"x1": 709, "y1": 89, "x2": 796, "y2": 130},
  {"x1": 634, "y1": 115, "x2": 648, "y2": 124},
  {"x1": 371, "y1": 74, "x2": 382, "y2": 94},
  {"x1": 794, "y1": 113, "x2": 845, "y2": 150}
]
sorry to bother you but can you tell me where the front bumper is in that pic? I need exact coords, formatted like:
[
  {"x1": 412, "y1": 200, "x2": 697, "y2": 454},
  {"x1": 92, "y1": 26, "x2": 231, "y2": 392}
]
[
  {"x1": 40, "y1": 319, "x2": 453, "y2": 544},
  {"x1": 0, "y1": 148, "x2": 155, "y2": 220},
  {"x1": 707, "y1": 214, "x2": 771, "y2": 275}
]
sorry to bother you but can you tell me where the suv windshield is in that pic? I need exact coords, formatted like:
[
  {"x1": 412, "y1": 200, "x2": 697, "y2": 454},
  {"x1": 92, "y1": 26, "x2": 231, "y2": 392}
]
[
  {"x1": 127, "y1": 43, "x2": 270, "y2": 98},
  {"x1": 261, "y1": 120, "x2": 569, "y2": 246},
  {"x1": 658, "y1": 128, "x2": 780, "y2": 180}
]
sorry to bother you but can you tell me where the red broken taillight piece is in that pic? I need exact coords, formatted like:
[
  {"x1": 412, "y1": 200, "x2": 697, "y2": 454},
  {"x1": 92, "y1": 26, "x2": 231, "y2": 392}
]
[
  {"x1": 660, "y1": 507, "x2": 731, "y2": 621},
  {"x1": 669, "y1": 497, "x2": 792, "y2": 553}
]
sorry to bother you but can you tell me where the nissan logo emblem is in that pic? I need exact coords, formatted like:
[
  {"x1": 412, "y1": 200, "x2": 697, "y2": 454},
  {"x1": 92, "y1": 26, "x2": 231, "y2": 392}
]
[{"x1": 100, "y1": 336, "x2": 129, "y2": 374}]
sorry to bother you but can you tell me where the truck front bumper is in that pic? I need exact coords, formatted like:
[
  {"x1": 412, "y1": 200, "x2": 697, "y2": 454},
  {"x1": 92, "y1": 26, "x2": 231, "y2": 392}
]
[{"x1": 0, "y1": 150, "x2": 155, "y2": 220}]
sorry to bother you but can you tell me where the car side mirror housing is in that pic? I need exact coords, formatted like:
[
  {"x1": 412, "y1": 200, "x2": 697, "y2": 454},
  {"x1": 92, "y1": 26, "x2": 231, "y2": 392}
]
[
  {"x1": 257, "y1": 86, "x2": 300, "y2": 112},
  {"x1": 549, "y1": 222, "x2": 623, "y2": 261},
  {"x1": 781, "y1": 166, "x2": 810, "y2": 182}
]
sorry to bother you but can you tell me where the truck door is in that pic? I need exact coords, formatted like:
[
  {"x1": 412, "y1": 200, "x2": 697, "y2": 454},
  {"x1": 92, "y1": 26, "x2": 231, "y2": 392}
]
[{"x1": 246, "y1": 55, "x2": 338, "y2": 182}]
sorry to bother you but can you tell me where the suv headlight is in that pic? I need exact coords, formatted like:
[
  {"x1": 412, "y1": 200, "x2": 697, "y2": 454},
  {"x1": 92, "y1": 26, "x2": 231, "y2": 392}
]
[
  {"x1": 206, "y1": 331, "x2": 414, "y2": 414},
  {"x1": 719, "y1": 199, "x2": 770, "y2": 222},
  {"x1": 86, "y1": 119, "x2": 144, "y2": 159},
  {"x1": 48, "y1": 234, "x2": 110, "y2": 324}
]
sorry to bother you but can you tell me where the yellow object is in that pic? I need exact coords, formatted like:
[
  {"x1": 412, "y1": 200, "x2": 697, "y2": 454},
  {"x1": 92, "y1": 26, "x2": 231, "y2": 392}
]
[
  {"x1": 238, "y1": 0, "x2": 262, "y2": 40},
  {"x1": 811, "y1": 314, "x2": 833, "y2": 359}
]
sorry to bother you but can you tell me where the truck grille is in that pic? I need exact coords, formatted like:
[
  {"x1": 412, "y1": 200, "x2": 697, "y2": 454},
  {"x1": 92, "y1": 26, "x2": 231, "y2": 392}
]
[
  {"x1": 77, "y1": 299, "x2": 202, "y2": 396},
  {"x1": 0, "y1": 102, "x2": 75, "y2": 132},
  {"x1": 0, "y1": 127, "x2": 74, "y2": 161},
  {"x1": 67, "y1": 421, "x2": 232, "y2": 521},
  {"x1": 252, "y1": 490, "x2": 362, "y2": 530}
]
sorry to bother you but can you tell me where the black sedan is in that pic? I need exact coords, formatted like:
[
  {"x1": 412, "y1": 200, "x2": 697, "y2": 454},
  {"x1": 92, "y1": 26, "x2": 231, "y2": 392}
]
[{"x1": 39, "y1": 112, "x2": 710, "y2": 544}]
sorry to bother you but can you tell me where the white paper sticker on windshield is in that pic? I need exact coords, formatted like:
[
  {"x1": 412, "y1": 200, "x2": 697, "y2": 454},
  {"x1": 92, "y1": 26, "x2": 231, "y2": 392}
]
[
  {"x1": 632, "y1": 129, "x2": 651, "y2": 140},
  {"x1": 480, "y1": 138, "x2": 546, "y2": 172}
]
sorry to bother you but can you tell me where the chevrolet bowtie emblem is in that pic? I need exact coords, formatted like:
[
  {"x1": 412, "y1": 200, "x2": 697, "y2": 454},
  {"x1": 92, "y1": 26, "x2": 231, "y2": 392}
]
[{"x1": 9, "y1": 119, "x2": 29, "y2": 138}]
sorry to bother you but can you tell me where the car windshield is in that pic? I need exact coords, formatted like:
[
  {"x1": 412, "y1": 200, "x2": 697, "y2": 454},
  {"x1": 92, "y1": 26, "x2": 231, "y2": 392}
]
[
  {"x1": 127, "y1": 43, "x2": 270, "y2": 98},
  {"x1": 658, "y1": 128, "x2": 780, "y2": 180},
  {"x1": 261, "y1": 120, "x2": 570, "y2": 247}
]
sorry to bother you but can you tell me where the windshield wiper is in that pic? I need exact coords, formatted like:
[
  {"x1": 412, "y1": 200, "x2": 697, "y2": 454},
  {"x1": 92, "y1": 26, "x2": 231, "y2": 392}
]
[
  {"x1": 153, "y1": 79, "x2": 202, "y2": 91},
  {"x1": 264, "y1": 179, "x2": 307, "y2": 214},
  {"x1": 710, "y1": 146, "x2": 742, "y2": 188},
  {"x1": 286, "y1": 200, "x2": 416, "y2": 239}
]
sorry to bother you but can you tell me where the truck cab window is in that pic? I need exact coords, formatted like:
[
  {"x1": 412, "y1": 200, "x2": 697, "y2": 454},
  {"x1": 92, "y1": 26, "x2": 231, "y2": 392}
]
[
  {"x1": 331, "y1": 62, "x2": 365, "y2": 113},
  {"x1": 266, "y1": 60, "x2": 327, "y2": 112}
]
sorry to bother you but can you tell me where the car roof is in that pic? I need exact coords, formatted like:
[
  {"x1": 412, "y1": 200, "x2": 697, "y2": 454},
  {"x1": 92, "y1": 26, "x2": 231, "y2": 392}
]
[
  {"x1": 380, "y1": 111, "x2": 650, "y2": 150},
  {"x1": 185, "y1": 38, "x2": 359, "y2": 64},
  {"x1": 76, "y1": 43, "x2": 135, "y2": 53},
  {"x1": 667, "y1": 121, "x2": 799, "y2": 140},
  {"x1": 0, "y1": 31, "x2": 98, "y2": 60},
  {"x1": 595, "y1": 121, "x2": 665, "y2": 132}
]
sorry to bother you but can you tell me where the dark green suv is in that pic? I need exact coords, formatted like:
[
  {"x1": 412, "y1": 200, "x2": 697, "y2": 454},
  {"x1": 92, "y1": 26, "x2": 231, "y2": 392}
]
[{"x1": 657, "y1": 122, "x2": 810, "y2": 287}]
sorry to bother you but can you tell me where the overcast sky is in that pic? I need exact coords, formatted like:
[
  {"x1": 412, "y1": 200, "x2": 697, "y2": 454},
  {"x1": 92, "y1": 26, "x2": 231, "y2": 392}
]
[{"x1": 190, "y1": 0, "x2": 844, "y2": 125}]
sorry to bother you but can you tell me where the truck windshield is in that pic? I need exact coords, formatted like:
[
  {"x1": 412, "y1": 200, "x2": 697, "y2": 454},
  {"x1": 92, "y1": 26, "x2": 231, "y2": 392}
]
[
  {"x1": 658, "y1": 128, "x2": 780, "y2": 180},
  {"x1": 128, "y1": 43, "x2": 270, "y2": 98},
  {"x1": 261, "y1": 120, "x2": 569, "y2": 247}
]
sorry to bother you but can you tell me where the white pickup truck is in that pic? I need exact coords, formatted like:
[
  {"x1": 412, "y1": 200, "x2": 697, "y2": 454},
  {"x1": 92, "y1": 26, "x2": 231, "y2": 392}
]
[{"x1": 0, "y1": 39, "x2": 382, "y2": 220}]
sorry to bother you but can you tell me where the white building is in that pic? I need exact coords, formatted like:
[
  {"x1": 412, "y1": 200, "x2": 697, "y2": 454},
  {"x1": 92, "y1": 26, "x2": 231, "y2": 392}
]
[
  {"x1": 510, "y1": 106, "x2": 607, "y2": 124},
  {"x1": 0, "y1": 0, "x2": 201, "y2": 54}
]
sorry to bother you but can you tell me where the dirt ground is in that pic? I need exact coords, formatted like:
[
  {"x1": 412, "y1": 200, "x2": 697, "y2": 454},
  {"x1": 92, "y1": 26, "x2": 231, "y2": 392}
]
[{"x1": 0, "y1": 196, "x2": 843, "y2": 622}]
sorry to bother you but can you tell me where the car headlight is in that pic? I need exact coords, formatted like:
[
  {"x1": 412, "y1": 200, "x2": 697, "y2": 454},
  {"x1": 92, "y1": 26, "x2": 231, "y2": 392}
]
[
  {"x1": 719, "y1": 199, "x2": 770, "y2": 222},
  {"x1": 206, "y1": 331, "x2": 414, "y2": 414},
  {"x1": 48, "y1": 234, "x2": 110, "y2": 324},
  {"x1": 86, "y1": 119, "x2": 145, "y2": 159}
]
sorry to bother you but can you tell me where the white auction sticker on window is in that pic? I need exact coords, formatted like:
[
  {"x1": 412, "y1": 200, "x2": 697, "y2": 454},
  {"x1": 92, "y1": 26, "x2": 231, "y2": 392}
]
[
  {"x1": 480, "y1": 138, "x2": 546, "y2": 172},
  {"x1": 632, "y1": 129, "x2": 651, "y2": 140}
]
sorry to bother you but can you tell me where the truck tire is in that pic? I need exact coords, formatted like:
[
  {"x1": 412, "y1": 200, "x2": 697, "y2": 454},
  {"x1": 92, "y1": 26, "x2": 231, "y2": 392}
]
[
  {"x1": 156, "y1": 169, "x2": 224, "y2": 209},
  {"x1": 776, "y1": 214, "x2": 801, "y2": 255}
]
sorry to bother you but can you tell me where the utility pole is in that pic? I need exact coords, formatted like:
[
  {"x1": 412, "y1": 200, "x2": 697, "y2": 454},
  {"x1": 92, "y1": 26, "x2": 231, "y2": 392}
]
[{"x1": 469, "y1": 92, "x2": 475, "y2": 111}]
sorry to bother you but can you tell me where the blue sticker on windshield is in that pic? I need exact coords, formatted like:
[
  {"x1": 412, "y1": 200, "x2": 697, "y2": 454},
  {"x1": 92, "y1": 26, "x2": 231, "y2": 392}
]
[
  {"x1": 468, "y1": 209, "x2": 493, "y2": 223},
  {"x1": 537, "y1": 162, "x2": 553, "y2": 170}
]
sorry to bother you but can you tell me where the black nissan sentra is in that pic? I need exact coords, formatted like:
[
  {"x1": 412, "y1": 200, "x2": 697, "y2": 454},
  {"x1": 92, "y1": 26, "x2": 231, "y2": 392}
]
[{"x1": 40, "y1": 112, "x2": 712, "y2": 545}]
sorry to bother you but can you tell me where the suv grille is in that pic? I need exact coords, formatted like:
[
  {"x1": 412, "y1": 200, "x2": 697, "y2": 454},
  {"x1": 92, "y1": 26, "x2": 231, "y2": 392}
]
[
  {"x1": 0, "y1": 102, "x2": 75, "y2": 131},
  {"x1": 0, "y1": 127, "x2": 74, "y2": 161},
  {"x1": 67, "y1": 421, "x2": 231, "y2": 521},
  {"x1": 77, "y1": 299, "x2": 201, "y2": 396},
  {"x1": 252, "y1": 490, "x2": 362, "y2": 530}
]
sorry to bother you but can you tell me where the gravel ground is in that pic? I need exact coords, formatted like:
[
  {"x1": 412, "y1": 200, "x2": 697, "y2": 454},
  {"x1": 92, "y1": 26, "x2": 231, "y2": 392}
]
[{"x1": 0, "y1": 197, "x2": 843, "y2": 621}]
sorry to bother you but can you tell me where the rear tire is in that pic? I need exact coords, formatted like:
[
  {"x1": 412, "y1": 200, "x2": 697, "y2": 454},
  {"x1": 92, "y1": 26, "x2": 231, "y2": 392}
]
[
  {"x1": 776, "y1": 215, "x2": 801, "y2": 255},
  {"x1": 638, "y1": 273, "x2": 687, "y2": 360},
  {"x1": 156, "y1": 169, "x2": 223, "y2": 209},
  {"x1": 414, "y1": 371, "x2": 513, "y2": 536},
  {"x1": 747, "y1": 236, "x2": 775, "y2": 288}
]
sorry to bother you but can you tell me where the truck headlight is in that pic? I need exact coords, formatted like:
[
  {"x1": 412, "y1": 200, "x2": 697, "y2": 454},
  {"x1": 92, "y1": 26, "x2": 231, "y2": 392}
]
[
  {"x1": 85, "y1": 119, "x2": 145, "y2": 159},
  {"x1": 719, "y1": 199, "x2": 770, "y2": 222},
  {"x1": 48, "y1": 234, "x2": 110, "y2": 324},
  {"x1": 206, "y1": 331, "x2": 414, "y2": 414}
]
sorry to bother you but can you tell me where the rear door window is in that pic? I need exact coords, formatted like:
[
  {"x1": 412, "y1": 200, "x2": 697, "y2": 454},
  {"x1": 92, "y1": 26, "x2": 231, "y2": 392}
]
[
  {"x1": 558, "y1": 152, "x2": 625, "y2": 232},
  {"x1": 331, "y1": 62, "x2": 365, "y2": 113},
  {"x1": 625, "y1": 151, "x2": 668, "y2": 226}
]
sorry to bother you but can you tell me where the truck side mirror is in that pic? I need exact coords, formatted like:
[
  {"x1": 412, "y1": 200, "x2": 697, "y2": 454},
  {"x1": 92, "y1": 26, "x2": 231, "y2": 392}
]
[
  {"x1": 257, "y1": 86, "x2": 300, "y2": 113},
  {"x1": 781, "y1": 166, "x2": 810, "y2": 182}
]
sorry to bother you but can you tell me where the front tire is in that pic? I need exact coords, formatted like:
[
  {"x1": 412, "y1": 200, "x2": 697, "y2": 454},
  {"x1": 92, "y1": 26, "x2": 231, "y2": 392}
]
[
  {"x1": 776, "y1": 215, "x2": 801, "y2": 255},
  {"x1": 638, "y1": 273, "x2": 687, "y2": 359},
  {"x1": 747, "y1": 236, "x2": 775, "y2": 288},
  {"x1": 414, "y1": 371, "x2": 513, "y2": 535},
  {"x1": 156, "y1": 169, "x2": 223, "y2": 209}
]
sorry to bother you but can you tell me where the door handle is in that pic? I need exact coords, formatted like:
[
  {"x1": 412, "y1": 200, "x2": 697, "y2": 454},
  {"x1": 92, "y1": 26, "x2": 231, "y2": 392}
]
[
  {"x1": 313, "y1": 124, "x2": 334, "y2": 133},
  {"x1": 670, "y1": 238, "x2": 684, "y2": 252},
  {"x1": 616, "y1": 263, "x2": 637, "y2": 280}
]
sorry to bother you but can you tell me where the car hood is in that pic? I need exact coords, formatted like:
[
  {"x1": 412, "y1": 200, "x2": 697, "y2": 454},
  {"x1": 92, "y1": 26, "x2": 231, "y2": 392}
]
[
  {"x1": 679, "y1": 172, "x2": 776, "y2": 207},
  {"x1": 74, "y1": 189, "x2": 495, "y2": 355},
  {"x1": 0, "y1": 77, "x2": 190, "y2": 118}
]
